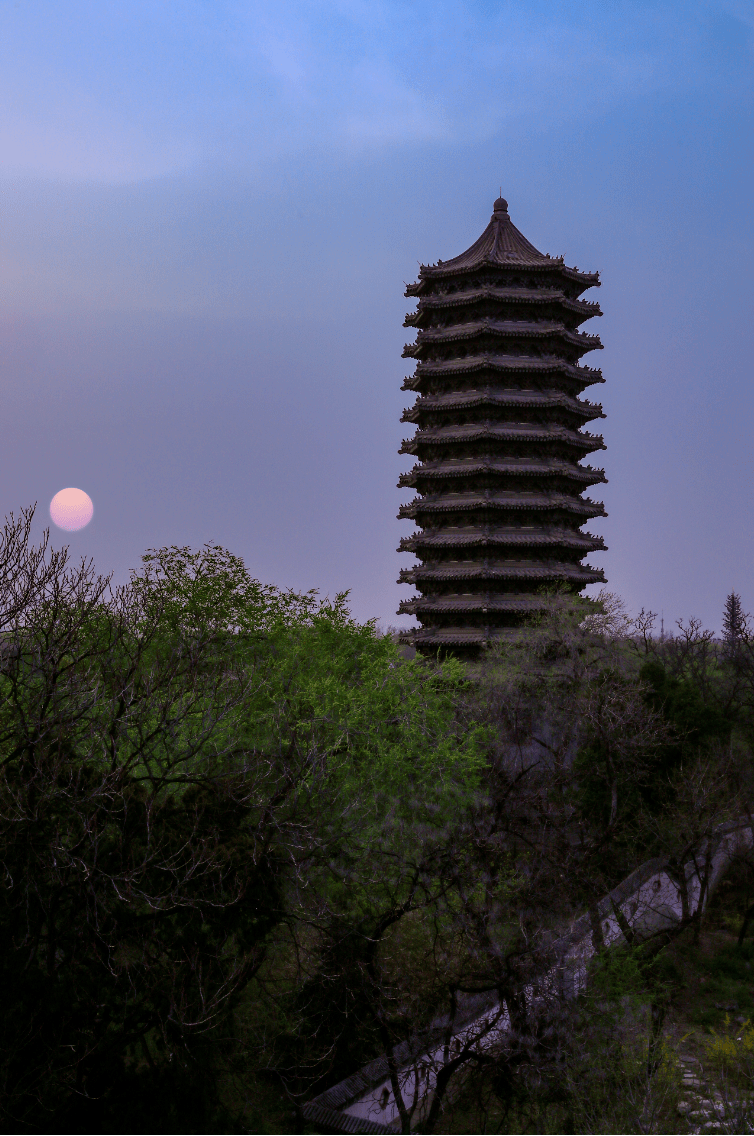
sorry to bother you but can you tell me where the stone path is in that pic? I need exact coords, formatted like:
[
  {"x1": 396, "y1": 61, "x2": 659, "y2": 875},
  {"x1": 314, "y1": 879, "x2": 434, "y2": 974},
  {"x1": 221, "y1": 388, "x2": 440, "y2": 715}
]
[{"x1": 677, "y1": 1053, "x2": 754, "y2": 1133}]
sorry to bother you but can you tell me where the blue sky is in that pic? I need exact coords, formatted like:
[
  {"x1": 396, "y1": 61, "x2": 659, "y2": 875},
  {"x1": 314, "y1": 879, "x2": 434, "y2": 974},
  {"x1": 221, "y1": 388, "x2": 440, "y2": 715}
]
[{"x1": 1, "y1": 0, "x2": 752, "y2": 632}]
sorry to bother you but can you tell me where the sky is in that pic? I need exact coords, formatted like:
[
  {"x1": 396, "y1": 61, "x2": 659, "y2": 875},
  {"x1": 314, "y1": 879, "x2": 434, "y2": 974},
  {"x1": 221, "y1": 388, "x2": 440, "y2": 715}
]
[{"x1": 0, "y1": 0, "x2": 752, "y2": 635}]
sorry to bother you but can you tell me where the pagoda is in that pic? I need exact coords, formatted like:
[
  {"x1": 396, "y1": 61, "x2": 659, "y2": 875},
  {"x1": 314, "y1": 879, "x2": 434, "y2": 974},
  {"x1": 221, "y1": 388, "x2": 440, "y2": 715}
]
[{"x1": 397, "y1": 197, "x2": 607, "y2": 653}]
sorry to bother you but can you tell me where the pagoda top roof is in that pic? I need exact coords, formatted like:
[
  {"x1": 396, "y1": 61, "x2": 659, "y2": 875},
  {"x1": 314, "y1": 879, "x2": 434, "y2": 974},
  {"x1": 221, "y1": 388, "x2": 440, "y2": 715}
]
[{"x1": 407, "y1": 198, "x2": 599, "y2": 294}]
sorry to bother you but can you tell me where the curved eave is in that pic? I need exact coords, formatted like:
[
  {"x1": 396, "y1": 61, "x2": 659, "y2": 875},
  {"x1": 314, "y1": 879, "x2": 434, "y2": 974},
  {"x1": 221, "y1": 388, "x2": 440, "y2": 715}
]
[
  {"x1": 399, "y1": 626, "x2": 525, "y2": 647},
  {"x1": 406, "y1": 259, "x2": 599, "y2": 296},
  {"x1": 399, "y1": 494, "x2": 607, "y2": 519},
  {"x1": 408, "y1": 356, "x2": 604, "y2": 384},
  {"x1": 398, "y1": 461, "x2": 607, "y2": 488},
  {"x1": 410, "y1": 321, "x2": 603, "y2": 345},
  {"x1": 399, "y1": 529, "x2": 607, "y2": 552},
  {"x1": 404, "y1": 288, "x2": 602, "y2": 325},
  {"x1": 399, "y1": 563, "x2": 605, "y2": 583},
  {"x1": 401, "y1": 424, "x2": 605, "y2": 455},
  {"x1": 401, "y1": 390, "x2": 604, "y2": 423},
  {"x1": 398, "y1": 592, "x2": 596, "y2": 615},
  {"x1": 403, "y1": 321, "x2": 602, "y2": 358}
]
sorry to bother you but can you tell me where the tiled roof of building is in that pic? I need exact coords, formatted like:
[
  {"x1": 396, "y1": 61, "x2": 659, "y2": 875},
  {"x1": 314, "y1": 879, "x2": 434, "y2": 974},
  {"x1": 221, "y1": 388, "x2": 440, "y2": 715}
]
[
  {"x1": 399, "y1": 562, "x2": 604, "y2": 583},
  {"x1": 400, "y1": 624, "x2": 541, "y2": 646},
  {"x1": 405, "y1": 356, "x2": 604, "y2": 388},
  {"x1": 398, "y1": 458, "x2": 606, "y2": 487},
  {"x1": 398, "y1": 491, "x2": 606, "y2": 519},
  {"x1": 401, "y1": 422, "x2": 605, "y2": 454},
  {"x1": 403, "y1": 319, "x2": 602, "y2": 357},
  {"x1": 406, "y1": 199, "x2": 600, "y2": 295},
  {"x1": 404, "y1": 287, "x2": 602, "y2": 323},
  {"x1": 401, "y1": 389, "x2": 604, "y2": 422},
  {"x1": 398, "y1": 590, "x2": 605, "y2": 615},
  {"x1": 398, "y1": 527, "x2": 607, "y2": 552}
]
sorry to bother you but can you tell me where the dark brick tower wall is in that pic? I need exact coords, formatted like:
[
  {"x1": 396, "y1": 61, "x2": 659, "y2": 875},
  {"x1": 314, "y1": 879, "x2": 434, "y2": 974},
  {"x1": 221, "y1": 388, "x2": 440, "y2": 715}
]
[{"x1": 397, "y1": 197, "x2": 606, "y2": 654}]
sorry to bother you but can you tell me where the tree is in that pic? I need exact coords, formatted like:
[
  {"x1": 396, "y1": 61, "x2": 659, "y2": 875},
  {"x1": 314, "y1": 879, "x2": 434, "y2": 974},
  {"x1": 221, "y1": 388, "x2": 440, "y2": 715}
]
[
  {"x1": 278, "y1": 592, "x2": 674, "y2": 1132},
  {"x1": 723, "y1": 591, "x2": 749, "y2": 647},
  {"x1": 722, "y1": 591, "x2": 752, "y2": 682},
  {"x1": 5, "y1": 517, "x2": 750, "y2": 1135},
  {"x1": 0, "y1": 512, "x2": 478, "y2": 1132},
  {"x1": 347, "y1": 591, "x2": 750, "y2": 1134}
]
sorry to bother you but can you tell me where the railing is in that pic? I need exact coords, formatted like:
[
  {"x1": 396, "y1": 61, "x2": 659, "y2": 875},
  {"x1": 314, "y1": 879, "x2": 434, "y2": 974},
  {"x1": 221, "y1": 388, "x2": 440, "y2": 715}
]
[{"x1": 303, "y1": 821, "x2": 754, "y2": 1134}]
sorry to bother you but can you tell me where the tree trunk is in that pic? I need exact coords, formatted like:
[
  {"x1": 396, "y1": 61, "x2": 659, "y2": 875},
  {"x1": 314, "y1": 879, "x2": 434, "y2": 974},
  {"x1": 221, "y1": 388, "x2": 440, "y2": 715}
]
[{"x1": 738, "y1": 903, "x2": 754, "y2": 947}]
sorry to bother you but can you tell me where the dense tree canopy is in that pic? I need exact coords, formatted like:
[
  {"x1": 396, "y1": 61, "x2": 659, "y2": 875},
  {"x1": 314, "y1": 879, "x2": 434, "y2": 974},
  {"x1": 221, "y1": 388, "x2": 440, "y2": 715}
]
[
  {"x1": 0, "y1": 510, "x2": 479, "y2": 1131},
  {"x1": 1, "y1": 510, "x2": 752, "y2": 1134}
]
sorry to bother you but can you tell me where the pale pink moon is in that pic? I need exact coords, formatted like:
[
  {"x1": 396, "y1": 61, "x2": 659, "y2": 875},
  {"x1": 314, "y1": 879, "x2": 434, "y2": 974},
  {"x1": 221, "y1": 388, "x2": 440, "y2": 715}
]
[{"x1": 49, "y1": 488, "x2": 94, "y2": 531}]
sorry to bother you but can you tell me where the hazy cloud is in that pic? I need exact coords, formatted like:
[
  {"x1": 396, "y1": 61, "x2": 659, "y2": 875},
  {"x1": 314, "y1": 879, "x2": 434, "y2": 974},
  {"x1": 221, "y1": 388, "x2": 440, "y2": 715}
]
[
  {"x1": 0, "y1": 111, "x2": 197, "y2": 184},
  {"x1": 0, "y1": 0, "x2": 742, "y2": 182}
]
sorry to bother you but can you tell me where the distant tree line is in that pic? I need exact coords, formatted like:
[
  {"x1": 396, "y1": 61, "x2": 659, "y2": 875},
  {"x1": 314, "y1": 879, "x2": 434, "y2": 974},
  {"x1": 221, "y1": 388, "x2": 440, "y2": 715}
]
[{"x1": 0, "y1": 507, "x2": 752, "y2": 1133}]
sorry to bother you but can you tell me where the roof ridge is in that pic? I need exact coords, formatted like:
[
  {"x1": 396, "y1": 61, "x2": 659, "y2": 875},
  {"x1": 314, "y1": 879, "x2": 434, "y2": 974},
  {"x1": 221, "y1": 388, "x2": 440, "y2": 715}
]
[{"x1": 406, "y1": 201, "x2": 600, "y2": 290}]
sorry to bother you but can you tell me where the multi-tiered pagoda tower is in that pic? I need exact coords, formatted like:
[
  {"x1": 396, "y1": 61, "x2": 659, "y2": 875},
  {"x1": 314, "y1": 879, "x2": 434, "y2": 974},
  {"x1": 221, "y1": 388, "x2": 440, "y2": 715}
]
[{"x1": 397, "y1": 197, "x2": 607, "y2": 653}]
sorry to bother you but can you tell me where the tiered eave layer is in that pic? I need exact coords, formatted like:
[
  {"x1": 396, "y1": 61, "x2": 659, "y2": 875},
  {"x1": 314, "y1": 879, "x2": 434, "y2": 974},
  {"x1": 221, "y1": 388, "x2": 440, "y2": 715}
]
[
  {"x1": 399, "y1": 458, "x2": 606, "y2": 489},
  {"x1": 399, "y1": 492, "x2": 606, "y2": 520},
  {"x1": 401, "y1": 422, "x2": 605, "y2": 456},
  {"x1": 398, "y1": 584, "x2": 605, "y2": 617},
  {"x1": 401, "y1": 624, "x2": 548, "y2": 648},
  {"x1": 403, "y1": 320, "x2": 603, "y2": 359},
  {"x1": 401, "y1": 389, "x2": 604, "y2": 424},
  {"x1": 403, "y1": 358, "x2": 604, "y2": 391},
  {"x1": 399, "y1": 527, "x2": 607, "y2": 553},
  {"x1": 404, "y1": 287, "x2": 601, "y2": 326},
  {"x1": 399, "y1": 561, "x2": 605, "y2": 584}
]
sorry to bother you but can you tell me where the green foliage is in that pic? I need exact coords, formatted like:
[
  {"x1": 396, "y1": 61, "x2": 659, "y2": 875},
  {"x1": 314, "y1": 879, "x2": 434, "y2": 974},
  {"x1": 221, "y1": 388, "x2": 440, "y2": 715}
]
[
  {"x1": 0, "y1": 525, "x2": 479, "y2": 1131},
  {"x1": 3, "y1": 526, "x2": 753, "y2": 1134},
  {"x1": 708, "y1": 1015, "x2": 754, "y2": 1061},
  {"x1": 640, "y1": 659, "x2": 733, "y2": 762},
  {"x1": 132, "y1": 542, "x2": 316, "y2": 634},
  {"x1": 722, "y1": 591, "x2": 749, "y2": 647},
  {"x1": 676, "y1": 939, "x2": 754, "y2": 1031}
]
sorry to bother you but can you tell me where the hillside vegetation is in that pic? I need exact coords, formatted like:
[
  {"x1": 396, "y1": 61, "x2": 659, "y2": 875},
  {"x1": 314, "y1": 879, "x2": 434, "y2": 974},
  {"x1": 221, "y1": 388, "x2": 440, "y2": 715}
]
[{"x1": 0, "y1": 507, "x2": 752, "y2": 1134}]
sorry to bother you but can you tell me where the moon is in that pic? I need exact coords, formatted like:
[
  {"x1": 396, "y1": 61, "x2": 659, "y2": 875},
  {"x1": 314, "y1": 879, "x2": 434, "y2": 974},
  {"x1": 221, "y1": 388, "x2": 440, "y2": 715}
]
[{"x1": 50, "y1": 488, "x2": 94, "y2": 531}]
